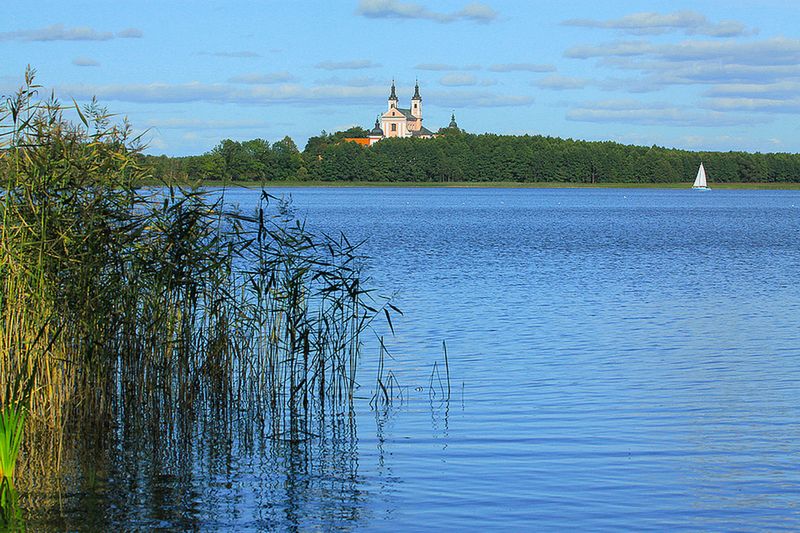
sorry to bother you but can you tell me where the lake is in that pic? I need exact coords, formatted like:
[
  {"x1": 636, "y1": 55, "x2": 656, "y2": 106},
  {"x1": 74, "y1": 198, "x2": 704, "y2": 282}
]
[{"x1": 34, "y1": 187, "x2": 800, "y2": 530}]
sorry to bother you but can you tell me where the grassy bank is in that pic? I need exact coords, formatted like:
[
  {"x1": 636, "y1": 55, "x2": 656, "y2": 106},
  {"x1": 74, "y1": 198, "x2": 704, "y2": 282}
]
[{"x1": 152, "y1": 179, "x2": 800, "y2": 190}]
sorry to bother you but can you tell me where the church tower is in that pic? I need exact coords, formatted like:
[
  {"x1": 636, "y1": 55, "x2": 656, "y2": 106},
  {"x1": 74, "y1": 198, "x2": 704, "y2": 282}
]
[
  {"x1": 388, "y1": 80, "x2": 398, "y2": 111},
  {"x1": 449, "y1": 112, "x2": 458, "y2": 129},
  {"x1": 411, "y1": 79, "x2": 422, "y2": 119},
  {"x1": 368, "y1": 115, "x2": 384, "y2": 145}
]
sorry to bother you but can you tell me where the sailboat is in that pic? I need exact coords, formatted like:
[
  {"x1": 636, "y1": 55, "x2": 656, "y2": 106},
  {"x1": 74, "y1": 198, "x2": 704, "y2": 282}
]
[{"x1": 692, "y1": 162, "x2": 711, "y2": 190}]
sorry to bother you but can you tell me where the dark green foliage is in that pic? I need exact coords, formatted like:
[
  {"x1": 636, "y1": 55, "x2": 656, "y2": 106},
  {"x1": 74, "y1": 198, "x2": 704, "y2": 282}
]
[
  {"x1": 142, "y1": 135, "x2": 307, "y2": 182},
  {"x1": 144, "y1": 129, "x2": 800, "y2": 184}
]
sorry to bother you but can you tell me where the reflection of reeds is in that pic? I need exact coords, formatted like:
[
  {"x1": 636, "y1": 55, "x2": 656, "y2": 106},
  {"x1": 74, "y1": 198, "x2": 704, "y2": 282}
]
[
  {"x1": 428, "y1": 341, "x2": 452, "y2": 403},
  {"x1": 372, "y1": 337, "x2": 403, "y2": 409},
  {"x1": 0, "y1": 69, "x2": 390, "y2": 518}
]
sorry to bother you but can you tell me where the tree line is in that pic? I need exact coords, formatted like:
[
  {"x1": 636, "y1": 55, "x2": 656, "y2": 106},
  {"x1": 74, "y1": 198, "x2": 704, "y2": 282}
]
[{"x1": 142, "y1": 127, "x2": 800, "y2": 184}]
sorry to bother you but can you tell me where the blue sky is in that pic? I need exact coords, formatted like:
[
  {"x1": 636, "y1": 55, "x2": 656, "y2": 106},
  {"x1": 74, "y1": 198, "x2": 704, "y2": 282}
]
[{"x1": 3, "y1": 0, "x2": 800, "y2": 155}]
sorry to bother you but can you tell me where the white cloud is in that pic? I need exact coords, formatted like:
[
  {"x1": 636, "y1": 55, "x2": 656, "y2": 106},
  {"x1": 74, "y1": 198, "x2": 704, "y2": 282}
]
[
  {"x1": 566, "y1": 37, "x2": 800, "y2": 65},
  {"x1": 440, "y1": 73, "x2": 479, "y2": 86},
  {"x1": 704, "y1": 81, "x2": 800, "y2": 100},
  {"x1": 72, "y1": 57, "x2": 100, "y2": 67},
  {"x1": 563, "y1": 11, "x2": 752, "y2": 38},
  {"x1": 566, "y1": 99, "x2": 765, "y2": 126},
  {"x1": 459, "y1": 2, "x2": 499, "y2": 23},
  {"x1": 566, "y1": 36, "x2": 800, "y2": 114},
  {"x1": 534, "y1": 75, "x2": 589, "y2": 90},
  {"x1": 356, "y1": 0, "x2": 497, "y2": 23},
  {"x1": 704, "y1": 97, "x2": 800, "y2": 114},
  {"x1": 600, "y1": 59, "x2": 800, "y2": 86},
  {"x1": 0, "y1": 24, "x2": 122, "y2": 41},
  {"x1": 566, "y1": 40, "x2": 655, "y2": 59},
  {"x1": 315, "y1": 59, "x2": 382, "y2": 70},
  {"x1": 117, "y1": 28, "x2": 143, "y2": 38}
]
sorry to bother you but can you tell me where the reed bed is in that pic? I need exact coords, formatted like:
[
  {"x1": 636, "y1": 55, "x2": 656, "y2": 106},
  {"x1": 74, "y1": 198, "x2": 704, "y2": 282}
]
[{"x1": 0, "y1": 69, "x2": 389, "y2": 519}]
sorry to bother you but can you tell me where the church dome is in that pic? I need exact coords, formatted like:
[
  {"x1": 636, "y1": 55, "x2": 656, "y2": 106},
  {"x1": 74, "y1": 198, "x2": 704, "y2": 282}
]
[
  {"x1": 370, "y1": 117, "x2": 383, "y2": 137},
  {"x1": 449, "y1": 113, "x2": 458, "y2": 129}
]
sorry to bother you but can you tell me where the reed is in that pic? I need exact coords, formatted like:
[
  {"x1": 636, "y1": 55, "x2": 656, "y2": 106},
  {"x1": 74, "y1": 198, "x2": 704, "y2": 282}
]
[{"x1": 0, "y1": 68, "x2": 390, "y2": 518}]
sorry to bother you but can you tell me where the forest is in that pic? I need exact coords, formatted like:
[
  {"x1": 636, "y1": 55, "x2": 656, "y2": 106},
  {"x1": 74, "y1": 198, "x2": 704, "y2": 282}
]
[{"x1": 141, "y1": 126, "x2": 800, "y2": 184}]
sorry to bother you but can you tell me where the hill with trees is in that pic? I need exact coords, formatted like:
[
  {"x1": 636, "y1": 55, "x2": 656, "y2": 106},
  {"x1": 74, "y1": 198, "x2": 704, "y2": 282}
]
[{"x1": 142, "y1": 129, "x2": 800, "y2": 184}]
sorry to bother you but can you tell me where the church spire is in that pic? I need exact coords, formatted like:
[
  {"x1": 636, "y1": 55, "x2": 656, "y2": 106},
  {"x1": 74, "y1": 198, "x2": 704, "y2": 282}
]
[
  {"x1": 412, "y1": 78, "x2": 421, "y2": 100},
  {"x1": 388, "y1": 79, "x2": 398, "y2": 111}
]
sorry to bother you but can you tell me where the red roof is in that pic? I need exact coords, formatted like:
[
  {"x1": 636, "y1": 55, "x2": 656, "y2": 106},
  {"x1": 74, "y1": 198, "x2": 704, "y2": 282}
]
[{"x1": 343, "y1": 137, "x2": 371, "y2": 146}]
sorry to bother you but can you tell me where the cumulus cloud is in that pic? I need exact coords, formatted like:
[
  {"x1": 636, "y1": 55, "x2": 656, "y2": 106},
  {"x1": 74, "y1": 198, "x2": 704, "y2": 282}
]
[
  {"x1": 117, "y1": 28, "x2": 144, "y2": 38},
  {"x1": 72, "y1": 57, "x2": 100, "y2": 67},
  {"x1": 440, "y1": 73, "x2": 479, "y2": 86},
  {"x1": 563, "y1": 11, "x2": 752, "y2": 38},
  {"x1": 228, "y1": 72, "x2": 298, "y2": 84},
  {"x1": 567, "y1": 36, "x2": 800, "y2": 104},
  {"x1": 534, "y1": 75, "x2": 589, "y2": 90},
  {"x1": 315, "y1": 59, "x2": 382, "y2": 70},
  {"x1": 566, "y1": 99, "x2": 763, "y2": 126},
  {"x1": 704, "y1": 96, "x2": 800, "y2": 114},
  {"x1": 356, "y1": 0, "x2": 497, "y2": 24},
  {"x1": 459, "y1": 2, "x2": 498, "y2": 23},
  {"x1": 659, "y1": 37, "x2": 800, "y2": 64},
  {"x1": 566, "y1": 37, "x2": 800, "y2": 65},
  {"x1": 438, "y1": 73, "x2": 496, "y2": 87},
  {"x1": 599, "y1": 59, "x2": 800, "y2": 86},
  {"x1": 0, "y1": 24, "x2": 119, "y2": 41},
  {"x1": 488, "y1": 63, "x2": 556, "y2": 73},
  {"x1": 666, "y1": 63, "x2": 800, "y2": 85},
  {"x1": 704, "y1": 81, "x2": 800, "y2": 100},
  {"x1": 566, "y1": 40, "x2": 654, "y2": 59}
]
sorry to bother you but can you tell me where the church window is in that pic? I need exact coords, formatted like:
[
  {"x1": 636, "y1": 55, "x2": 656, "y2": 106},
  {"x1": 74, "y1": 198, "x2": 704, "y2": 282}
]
[{"x1": 391, "y1": 123, "x2": 397, "y2": 132}]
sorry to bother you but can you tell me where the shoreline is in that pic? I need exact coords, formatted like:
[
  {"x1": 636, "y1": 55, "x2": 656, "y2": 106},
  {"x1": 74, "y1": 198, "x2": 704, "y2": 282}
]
[{"x1": 155, "y1": 180, "x2": 800, "y2": 190}]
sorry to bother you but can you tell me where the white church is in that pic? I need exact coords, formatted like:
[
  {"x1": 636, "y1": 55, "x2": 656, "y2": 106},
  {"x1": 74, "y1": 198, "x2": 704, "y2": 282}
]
[
  {"x1": 358, "y1": 81, "x2": 438, "y2": 146},
  {"x1": 347, "y1": 81, "x2": 459, "y2": 146}
]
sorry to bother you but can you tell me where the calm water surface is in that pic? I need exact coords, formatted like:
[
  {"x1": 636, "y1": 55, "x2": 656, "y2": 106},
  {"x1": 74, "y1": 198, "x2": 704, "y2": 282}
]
[{"x1": 39, "y1": 188, "x2": 800, "y2": 530}]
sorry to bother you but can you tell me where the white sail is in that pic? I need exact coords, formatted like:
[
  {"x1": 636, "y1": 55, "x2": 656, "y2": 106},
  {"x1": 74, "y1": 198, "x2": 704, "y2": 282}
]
[{"x1": 692, "y1": 163, "x2": 709, "y2": 189}]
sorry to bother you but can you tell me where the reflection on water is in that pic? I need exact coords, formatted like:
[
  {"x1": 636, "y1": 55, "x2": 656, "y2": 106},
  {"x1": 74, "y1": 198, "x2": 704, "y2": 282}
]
[
  {"x1": 26, "y1": 188, "x2": 800, "y2": 530},
  {"x1": 33, "y1": 414, "x2": 377, "y2": 530}
]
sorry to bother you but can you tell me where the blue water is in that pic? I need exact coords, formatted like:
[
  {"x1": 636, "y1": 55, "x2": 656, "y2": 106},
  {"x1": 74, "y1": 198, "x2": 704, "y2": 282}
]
[{"x1": 42, "y1": 188, "x2": 800, "y2": 530}]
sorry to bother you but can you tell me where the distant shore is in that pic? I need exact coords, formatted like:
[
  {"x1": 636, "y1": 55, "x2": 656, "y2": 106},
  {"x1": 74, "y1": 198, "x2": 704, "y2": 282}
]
[{"x1": 172, "y1": 180, "x2": 800, "y2": 190}]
